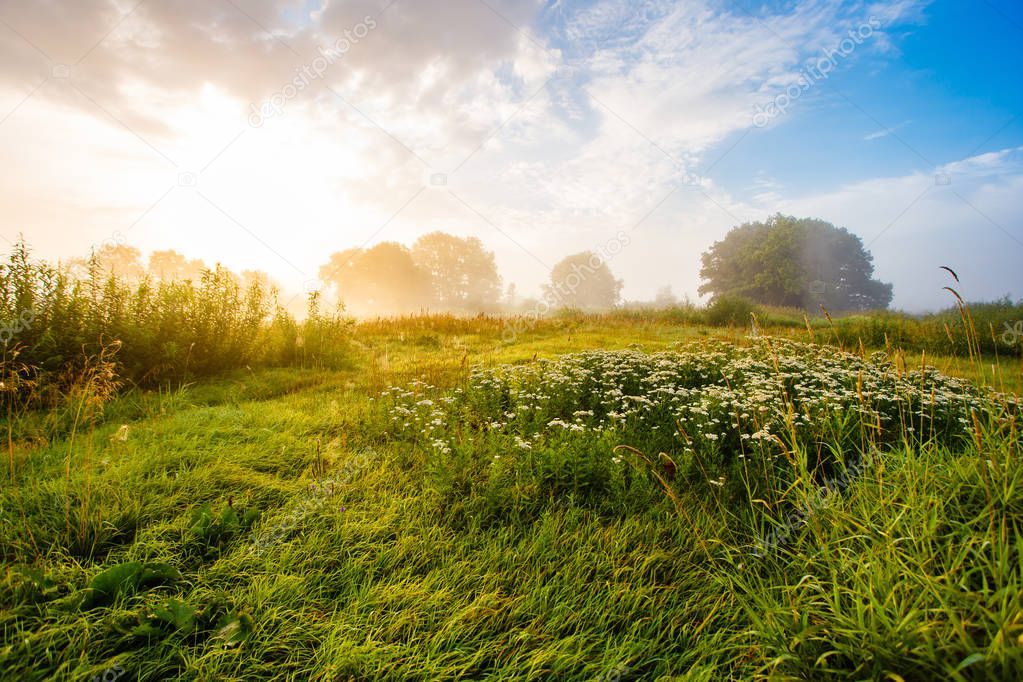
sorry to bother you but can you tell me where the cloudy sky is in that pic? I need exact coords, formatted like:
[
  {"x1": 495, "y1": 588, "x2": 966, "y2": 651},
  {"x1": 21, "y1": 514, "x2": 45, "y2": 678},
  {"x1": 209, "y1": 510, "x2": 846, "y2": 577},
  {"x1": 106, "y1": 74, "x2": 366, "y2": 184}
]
[{"x1": 1, "y1": 0, "x2": 1020, "y2": 311}]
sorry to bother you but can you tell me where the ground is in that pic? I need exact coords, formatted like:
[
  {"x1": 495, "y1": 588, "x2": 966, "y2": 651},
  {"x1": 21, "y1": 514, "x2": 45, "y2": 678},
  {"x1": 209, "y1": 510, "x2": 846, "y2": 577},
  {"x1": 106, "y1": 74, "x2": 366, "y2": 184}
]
[{"x1": 2, "y1": 315, "x2": 1021, "y2": 680}]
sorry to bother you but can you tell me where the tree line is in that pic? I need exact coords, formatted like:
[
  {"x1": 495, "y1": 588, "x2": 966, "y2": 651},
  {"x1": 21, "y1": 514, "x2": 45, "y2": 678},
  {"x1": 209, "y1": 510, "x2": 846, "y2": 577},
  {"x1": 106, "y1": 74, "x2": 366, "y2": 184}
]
[
  {"x1": 318, "y1": 233, "x2": 626, "y2": 316},
  {"x1": 319, "y1": 216, "x2": 895, "y2": 315},
  {"x1": 81, "y1": 232, "x2": 627, "y2": 316},
  {"x1": 33, "y1": 215, "x2": 897, "y2": 320}
]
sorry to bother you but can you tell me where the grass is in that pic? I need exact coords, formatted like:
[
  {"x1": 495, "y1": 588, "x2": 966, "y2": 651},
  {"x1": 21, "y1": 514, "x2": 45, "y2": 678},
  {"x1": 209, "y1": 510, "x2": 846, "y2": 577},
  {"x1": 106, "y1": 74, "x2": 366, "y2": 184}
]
[{"x1": 1, "y1": 313, "x2": 1022, "y2": 680}]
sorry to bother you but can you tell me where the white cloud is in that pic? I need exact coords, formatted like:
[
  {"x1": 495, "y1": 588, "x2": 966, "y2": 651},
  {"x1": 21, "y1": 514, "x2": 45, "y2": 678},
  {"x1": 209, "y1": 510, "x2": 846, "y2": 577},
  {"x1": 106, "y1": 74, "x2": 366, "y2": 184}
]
[
  {"x1": 864, "y1": 120, "x2": 911, "y2": 140},
  {"x1": 3, "y1": 0, "x2": 1015, "y2": 313}
]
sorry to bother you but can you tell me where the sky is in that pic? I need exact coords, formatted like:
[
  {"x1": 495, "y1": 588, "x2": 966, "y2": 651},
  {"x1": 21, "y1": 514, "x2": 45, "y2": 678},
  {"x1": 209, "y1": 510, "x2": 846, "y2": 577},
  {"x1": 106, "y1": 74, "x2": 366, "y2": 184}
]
[{"x1": 0, "y1": 0, "x2": 1020, "y2": 312}]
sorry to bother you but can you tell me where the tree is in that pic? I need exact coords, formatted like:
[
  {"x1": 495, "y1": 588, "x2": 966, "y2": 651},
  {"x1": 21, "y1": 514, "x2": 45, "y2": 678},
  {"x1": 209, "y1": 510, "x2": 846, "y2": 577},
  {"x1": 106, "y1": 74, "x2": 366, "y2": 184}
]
[
  {"x1": 149, "y1": 249, "x2": 207, "y2": 281},
  {"x1": 319, "y1": 243, "x2": 429, "y2": 316},
  {"x1": 411, "y1": 232, "x2": 502, "y2": 312},
  {"x1": 543, "y1": 251, "x2": 623, "y2": 311},
  {"x1": 239, "y1": 270, "x2": 277, "y2": 293},
  {"x1": 503, "y1": 283, "x2": 517, "y2": 310},
  {"x1": 654, "y1": 285, "x2": 679, "y2": 309},
  {"x1": 698, "y1": 215, "x2": 893, "y2": 312},
  {"x1": 68, "y1": 243, "x2": 145, "y2": 280}
]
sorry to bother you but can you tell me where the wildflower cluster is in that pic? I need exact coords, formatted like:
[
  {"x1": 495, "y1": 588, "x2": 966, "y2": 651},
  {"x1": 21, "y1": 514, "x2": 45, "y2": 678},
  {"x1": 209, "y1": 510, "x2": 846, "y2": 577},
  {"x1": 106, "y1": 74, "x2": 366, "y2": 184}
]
[
  {"x1": 380, "y1": 340, "x2": 1013, "y2": 492},
  {"x1": 378, "y1": 380, "x2": 459, "y2": 455}
]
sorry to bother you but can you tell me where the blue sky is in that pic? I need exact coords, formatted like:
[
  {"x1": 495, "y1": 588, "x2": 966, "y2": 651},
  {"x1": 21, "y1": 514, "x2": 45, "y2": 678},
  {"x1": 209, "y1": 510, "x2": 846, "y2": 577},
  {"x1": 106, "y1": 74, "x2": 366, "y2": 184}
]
[
  {"x1": 525, "y1": 0, "x2": 1023, "y2": 309},
  {"x1": 534, "y1": 0, "x2": 1023, "y2": 197},
  {"x1": 710, "y1": 0, "x2": 1023, "y2": 196},
  {"x1": 0, "y1": 0, "x2": 1019, "y2": 311}
]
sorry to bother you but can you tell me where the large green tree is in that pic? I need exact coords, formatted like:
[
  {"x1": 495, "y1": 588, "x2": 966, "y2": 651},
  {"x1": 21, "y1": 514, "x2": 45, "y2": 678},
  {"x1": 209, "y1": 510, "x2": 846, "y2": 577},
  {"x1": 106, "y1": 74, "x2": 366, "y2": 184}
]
[
  {"x1": 699, "y1": 215, "x2": 893, "y2": 311},
  {"x1": 411, "y1": 232, "x2": 501, "y2": 312}
]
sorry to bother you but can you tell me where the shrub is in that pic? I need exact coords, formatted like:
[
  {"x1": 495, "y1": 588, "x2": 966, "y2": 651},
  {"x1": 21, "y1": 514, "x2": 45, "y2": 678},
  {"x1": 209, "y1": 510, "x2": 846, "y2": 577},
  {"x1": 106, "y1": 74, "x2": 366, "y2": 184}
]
[{"x1": 703, "y1": 295, "x2": 759, "y2": 327}]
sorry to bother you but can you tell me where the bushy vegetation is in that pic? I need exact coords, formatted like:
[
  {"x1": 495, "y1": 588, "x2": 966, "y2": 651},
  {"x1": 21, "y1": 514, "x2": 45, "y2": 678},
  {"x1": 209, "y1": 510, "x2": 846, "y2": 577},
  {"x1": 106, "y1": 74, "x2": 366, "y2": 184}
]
[
  {"x1": 0, "y1": 242, "x2": 353, "y2": 399},
  {"x1": 523, "y1": 294, "x2": 1023, "y2": 358},
  {"x1": 827, "y1": 298, "x2": 1023, "y2": 356},
  {"x1": 702, "y1": 294, "x2": 759, "y2": 327}
]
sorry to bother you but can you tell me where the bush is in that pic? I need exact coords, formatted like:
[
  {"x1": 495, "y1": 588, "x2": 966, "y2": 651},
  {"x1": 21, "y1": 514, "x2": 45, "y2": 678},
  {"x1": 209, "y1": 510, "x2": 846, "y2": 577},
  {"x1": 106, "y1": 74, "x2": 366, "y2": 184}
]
[
  {"x1": 826, "y1": 298, "x2": 1023, "y2": 356},
  {"x1": 703, "y1": 295, "x2": 759, "y2": 327}
]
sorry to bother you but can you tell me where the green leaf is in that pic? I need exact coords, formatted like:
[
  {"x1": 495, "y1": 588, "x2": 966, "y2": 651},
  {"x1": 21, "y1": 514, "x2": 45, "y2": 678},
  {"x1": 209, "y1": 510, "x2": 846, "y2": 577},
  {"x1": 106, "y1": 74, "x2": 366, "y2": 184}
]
[
  {"x1": 189, "y1": 503, "x2": 215, "y2": 537},
  {"x1": 139, "y1": 563, "x2": 181, "y2": 587},
  {"x1": 83, "y1": 562, "x2": 144, "y2": 608},
  {"x1": 213, "y1": 611, "x2": 254, "y2": 647},
  {"x1": 153, "y1": 598, "x2": 198, "y2": 632},
  {"x1": 130, "y1": 623, "x2": 165, "y2": 638},
  {"x1": 81, "y1": 561, "x2": 180, "y2": 609}
]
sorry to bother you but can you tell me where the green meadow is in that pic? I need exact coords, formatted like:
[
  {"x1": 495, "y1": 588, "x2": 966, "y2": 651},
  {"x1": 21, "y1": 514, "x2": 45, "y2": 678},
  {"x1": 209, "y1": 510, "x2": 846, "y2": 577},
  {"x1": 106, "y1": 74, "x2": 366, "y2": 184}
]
[{"x1": 2, "y1": 309, "x2": 1022, "y2": 681}]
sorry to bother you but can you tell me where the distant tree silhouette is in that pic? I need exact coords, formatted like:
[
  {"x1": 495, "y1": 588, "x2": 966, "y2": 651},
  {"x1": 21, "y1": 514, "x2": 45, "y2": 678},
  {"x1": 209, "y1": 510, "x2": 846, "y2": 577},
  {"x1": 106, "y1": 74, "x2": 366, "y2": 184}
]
[
  {"x1": 319, "y1": 243, "x2": 429, "y2": 316},
  {"x1": 69, "y1": 244, "x2": 145, "y2": 280},
  {"x1": 543, "y1": 251, "x2": 623, "y2": 311},
  {"x1": 149, "y1": 249, "x2": 207, "y2": 281},
  {"x1": 654, "y1": 285, "x2": 679, "y2": 308},
  {"x1": 239, "y1": 270, "x2": 278, "y2": 294},
  {"x1": 411, "y1": 232, "x2": 502, "y2": 312},
  {"x1": 699, "y1": 215, "x2": 893, "y2": 312}
]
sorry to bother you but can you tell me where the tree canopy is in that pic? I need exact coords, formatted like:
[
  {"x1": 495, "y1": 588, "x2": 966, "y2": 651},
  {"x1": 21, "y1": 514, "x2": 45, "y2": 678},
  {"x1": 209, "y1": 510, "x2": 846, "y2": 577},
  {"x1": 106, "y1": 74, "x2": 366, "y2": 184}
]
[
  {"x1": 699, "y1": 215, "x2": 893, "y2": 312},
  {"x1": 543, "y1": 251, "x2": 623, "y2": 311},
  {"x1": 149, "y1": 249, "x2": 208, "y2": 282},
  {"x1": 411, "y1": 232, "x2": 501, "y2": 312},
  {"x1": 318, "y1": 243, "x2": 429, "y2": 316}
]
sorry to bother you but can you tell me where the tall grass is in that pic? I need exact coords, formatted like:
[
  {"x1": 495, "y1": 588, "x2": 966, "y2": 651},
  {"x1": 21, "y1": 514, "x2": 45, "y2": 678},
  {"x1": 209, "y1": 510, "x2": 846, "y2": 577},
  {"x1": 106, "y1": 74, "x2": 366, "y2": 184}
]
[
  {"x1": 0, "y1": 240, "x2": 353, "y2": 404},
  {"x1": 520, "y1": 296, "x2": 1023, "y2": 357}
]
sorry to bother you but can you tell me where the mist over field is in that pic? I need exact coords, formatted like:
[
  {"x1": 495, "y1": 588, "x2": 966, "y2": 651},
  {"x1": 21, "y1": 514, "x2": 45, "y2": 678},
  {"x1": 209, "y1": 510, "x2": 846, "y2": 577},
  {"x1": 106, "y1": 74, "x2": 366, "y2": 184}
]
[{"x1": 2, "y1": 2, "x2": 1023, "y2": 680}]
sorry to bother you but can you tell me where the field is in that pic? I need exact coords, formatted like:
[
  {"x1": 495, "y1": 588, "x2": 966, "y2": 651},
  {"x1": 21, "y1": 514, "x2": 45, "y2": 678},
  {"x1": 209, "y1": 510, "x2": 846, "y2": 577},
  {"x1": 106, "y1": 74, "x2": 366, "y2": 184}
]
[{"x1": 2, "y1": 312, "x2": 1023, "y2": 680}]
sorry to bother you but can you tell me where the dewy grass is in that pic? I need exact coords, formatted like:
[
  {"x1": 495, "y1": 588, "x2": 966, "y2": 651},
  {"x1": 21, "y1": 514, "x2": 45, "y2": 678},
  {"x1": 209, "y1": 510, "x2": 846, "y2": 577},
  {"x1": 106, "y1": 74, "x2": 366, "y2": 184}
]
[{"x1": 1, "y1": 322, "x2": 1021, "y2": 680}]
